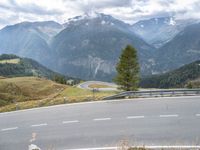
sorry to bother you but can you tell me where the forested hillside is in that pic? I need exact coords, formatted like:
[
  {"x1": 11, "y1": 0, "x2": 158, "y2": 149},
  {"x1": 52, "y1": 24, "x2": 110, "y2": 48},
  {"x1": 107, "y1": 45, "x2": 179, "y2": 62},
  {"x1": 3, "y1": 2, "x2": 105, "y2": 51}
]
[
  {"x1": 140, "y1": 60, "x2": 200, "y2": 88},
  {"x1": 0, "y1": 54, "x2": 80, "y2": 84}
]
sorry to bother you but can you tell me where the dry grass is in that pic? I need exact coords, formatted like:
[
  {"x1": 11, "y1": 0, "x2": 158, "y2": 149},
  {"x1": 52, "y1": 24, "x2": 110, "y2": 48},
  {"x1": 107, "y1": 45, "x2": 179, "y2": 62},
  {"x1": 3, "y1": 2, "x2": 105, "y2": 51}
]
[
  {"x1": 0, "y1": 58, "x2": 20, "y2": 64},
  {"x1": 0, "y1": 77, "x2": 118, "y2": 112},
  {"x1": 0, "y1": 76, "x2": 5, "y2": 79},
  {"x1": 88, "y1": 83, "x2": 113, "y2": 88},
  {"x1": 0, "y1": 77, "x2": 67, "y2": 108},
  {"x1": 0, "y1": 77, "x2": 66, "y2": 100}
]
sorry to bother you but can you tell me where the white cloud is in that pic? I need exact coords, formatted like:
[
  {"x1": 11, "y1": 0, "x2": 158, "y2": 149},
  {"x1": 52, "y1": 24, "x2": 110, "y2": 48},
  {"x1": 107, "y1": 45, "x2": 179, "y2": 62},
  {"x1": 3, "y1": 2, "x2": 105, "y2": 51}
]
[{"x1": 0, "y1": 0, "x2": 200, "y2": 28}]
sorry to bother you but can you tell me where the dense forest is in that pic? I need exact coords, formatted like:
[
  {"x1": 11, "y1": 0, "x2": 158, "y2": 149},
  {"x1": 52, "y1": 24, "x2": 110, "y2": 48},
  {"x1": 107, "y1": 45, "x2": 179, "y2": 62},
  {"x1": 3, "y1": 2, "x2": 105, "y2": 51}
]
[{"x1": 140, "y1": 60, "x2": 200, "y2": 88}]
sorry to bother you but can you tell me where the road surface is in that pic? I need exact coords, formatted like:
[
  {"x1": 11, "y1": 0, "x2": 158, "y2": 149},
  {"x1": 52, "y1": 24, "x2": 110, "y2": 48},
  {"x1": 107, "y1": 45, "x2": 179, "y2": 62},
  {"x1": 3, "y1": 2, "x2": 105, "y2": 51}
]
[
  {"x1": 1, "y1": 96, "x2": 200, "y2": 150},
  {"x1": 77, "y1": 81, "x2": 117, "y2": 91}
]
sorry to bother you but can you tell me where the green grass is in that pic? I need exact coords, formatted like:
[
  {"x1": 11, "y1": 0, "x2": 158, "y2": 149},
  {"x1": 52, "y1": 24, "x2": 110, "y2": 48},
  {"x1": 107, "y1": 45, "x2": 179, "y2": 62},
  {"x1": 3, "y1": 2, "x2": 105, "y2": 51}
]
[
  {"x1": 0, "y1": 58, "x2": 20, "y2": 64},
  {"x1": 60, "y1": 86, "x2": 117, "y2": 102}
]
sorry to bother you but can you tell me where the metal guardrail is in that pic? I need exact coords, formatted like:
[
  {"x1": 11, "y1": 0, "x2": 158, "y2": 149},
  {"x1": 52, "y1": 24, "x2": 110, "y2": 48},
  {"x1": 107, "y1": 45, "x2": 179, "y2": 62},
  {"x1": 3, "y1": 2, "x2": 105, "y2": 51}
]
[{"x1": 103, "y1": 89, "x2": 200, "y2": 100}]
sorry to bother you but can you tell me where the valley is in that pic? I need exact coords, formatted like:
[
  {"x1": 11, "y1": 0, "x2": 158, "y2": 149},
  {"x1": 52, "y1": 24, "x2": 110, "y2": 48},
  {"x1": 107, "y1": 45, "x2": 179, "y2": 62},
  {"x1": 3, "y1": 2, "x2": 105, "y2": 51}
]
[
  {"x1": 1, "y1": 1, "x2": 200, "y2": 149},
  {"x1": 1, "y1": 13, "x2": 200, "y2": 113},
  {"x1": 0, "y1": 54, "x2": 115, "y2": 112},
  {"x1": 0, "y1": 13, "x2": 200, "y2": 81}
]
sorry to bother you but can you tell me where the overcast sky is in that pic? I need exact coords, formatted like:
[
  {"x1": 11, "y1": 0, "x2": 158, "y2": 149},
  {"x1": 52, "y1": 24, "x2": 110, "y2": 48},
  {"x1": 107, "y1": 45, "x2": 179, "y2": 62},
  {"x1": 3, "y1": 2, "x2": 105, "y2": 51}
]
[{"x1": 0, "y1": 0, "x2": 200, "y2": 28}]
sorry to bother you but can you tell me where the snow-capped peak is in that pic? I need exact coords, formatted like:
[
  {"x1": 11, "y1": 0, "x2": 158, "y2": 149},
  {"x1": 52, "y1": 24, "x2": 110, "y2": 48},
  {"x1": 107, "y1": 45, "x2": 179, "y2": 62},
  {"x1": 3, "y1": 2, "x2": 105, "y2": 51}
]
[
  {"x1": 65, "y1": 12, "x2": 102, "y2": 25},
  {"x1": 169, "y1": 17, "x2": 176, "y2": 26},
  {"x1": 84, "y1": 11, "x2": 100, "y2": 19}
]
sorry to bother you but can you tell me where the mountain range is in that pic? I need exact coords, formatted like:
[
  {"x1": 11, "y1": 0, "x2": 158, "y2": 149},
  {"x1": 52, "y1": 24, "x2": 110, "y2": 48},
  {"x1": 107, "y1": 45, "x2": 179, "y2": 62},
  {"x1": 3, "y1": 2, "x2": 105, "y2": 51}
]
[
  {"x1": 154, "y1": 23, "x2": 200, "y2": 73},
  {"x1": 132, "y1": 17, "x2": 197, "y2": 48},
  {"x1": 51, "y1": 13, "x2": 155, "y2": 80},
  {"x1": 0, "y1": 12, "x2": 200, "y2": 81}
]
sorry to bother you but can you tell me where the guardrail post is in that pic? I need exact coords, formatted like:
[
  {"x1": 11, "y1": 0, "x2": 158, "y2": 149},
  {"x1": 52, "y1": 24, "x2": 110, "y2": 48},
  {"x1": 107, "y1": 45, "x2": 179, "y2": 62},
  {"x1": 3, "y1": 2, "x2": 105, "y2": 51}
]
[
  {"x1": 38, "y1": 100, "x2": 42, "y2": 107},
  {"x1": 150, "y1": 91, "x2": 152, "y2": 97},
  {"x1": 196, "y1": 90, "x2": 200, "y2": 94},
  {"x1": 15, "y1": 103, "x2": 19, "y2": 111},
  {"x1": 172, "y1": 91, "x2": 175, "y2": 96},
  {"x1": 161, "y1": 91, "x2": 163, "y2": 97},
  {"x1": 63, "y1": 97, "x2": 67, "y2": 104}
]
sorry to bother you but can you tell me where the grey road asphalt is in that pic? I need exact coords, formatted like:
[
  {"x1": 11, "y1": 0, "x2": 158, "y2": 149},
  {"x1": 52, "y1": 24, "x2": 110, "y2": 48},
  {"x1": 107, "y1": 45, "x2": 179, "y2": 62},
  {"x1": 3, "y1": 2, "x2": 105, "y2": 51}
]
[
  {"x1": 77, "y1": 81, "x2": 117, "y2": 91},
  {"x1": 1, "y1": 96, "x2": 200, "y2": 150}
]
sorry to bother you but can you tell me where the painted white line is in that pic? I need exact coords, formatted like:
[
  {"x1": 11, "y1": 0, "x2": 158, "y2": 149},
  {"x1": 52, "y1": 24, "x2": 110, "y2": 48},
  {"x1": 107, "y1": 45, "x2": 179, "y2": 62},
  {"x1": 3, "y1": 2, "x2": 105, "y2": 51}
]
[
  {"x1": 31, "y1": 123, "x2": 47, "y2": 127},
  {"x1": 196, "y1": 114, "x2": 200, "y2": 117},
  {"x1": 1, "y1": 127, "x2": 18, "y2": 131},
  {"x1": 93, "y1": 118, "x2": 111, "y2": 121},
  {"x1": 62, "y1": 120, "x2": 79, "y2": 124},
  {"x1": 159, "y1": 114, "x2": 179, "y2": 118},
  {"x1": 126, "y1": 116, "x2": 145, "y2": 119},
  {"x1": 64, "y1": 145, "x2": 200, "y2": 150}
]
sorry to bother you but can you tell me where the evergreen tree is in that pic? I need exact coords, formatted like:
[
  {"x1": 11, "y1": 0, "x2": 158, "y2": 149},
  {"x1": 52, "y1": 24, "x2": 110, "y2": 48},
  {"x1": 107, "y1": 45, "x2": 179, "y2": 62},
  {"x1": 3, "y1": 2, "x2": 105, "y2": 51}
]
[{"x1": 114, "y1": 45, "x2": 140, "y2": 91}]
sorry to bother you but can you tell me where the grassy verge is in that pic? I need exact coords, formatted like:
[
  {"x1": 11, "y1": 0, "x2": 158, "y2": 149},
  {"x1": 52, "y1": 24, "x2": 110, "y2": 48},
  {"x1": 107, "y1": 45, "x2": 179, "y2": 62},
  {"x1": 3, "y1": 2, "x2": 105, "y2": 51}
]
[
  {"x1": 88, "y1": 83, "x2": 113, "y2": 88},
  {"x1": 0, "y1": 85, "x2": 117, "y2": 113},
  {"x1": 60, "y1": 86, "x2": 117, "y2": 102}
]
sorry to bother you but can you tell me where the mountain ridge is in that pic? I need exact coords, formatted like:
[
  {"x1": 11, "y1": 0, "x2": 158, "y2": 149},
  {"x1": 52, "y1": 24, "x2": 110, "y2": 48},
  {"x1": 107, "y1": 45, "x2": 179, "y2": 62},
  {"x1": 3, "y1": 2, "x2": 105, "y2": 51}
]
[
  {"x1": 50, "y1": 13, "x2": 155, "y2": 80},
  {"x1": 154, "y1": 22, "x2": 200, "y2": 74},
  {"x1": 0, "y1": 13, "x2": 200, "y2": 81}
]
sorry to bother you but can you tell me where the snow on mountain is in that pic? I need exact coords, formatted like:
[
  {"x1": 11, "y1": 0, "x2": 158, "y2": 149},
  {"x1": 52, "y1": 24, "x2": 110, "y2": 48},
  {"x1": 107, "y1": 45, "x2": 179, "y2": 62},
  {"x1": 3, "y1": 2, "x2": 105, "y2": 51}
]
[{"x1": 132, "y1": 17, "x2": 197, "y2": 48}]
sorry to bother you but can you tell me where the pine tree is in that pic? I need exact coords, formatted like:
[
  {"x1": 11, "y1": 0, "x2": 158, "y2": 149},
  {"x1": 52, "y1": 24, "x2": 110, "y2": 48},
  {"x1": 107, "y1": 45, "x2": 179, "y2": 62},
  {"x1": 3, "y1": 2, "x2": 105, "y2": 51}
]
[{"x1": 114, "y1": 45, "x2": 140, "y2": 91}]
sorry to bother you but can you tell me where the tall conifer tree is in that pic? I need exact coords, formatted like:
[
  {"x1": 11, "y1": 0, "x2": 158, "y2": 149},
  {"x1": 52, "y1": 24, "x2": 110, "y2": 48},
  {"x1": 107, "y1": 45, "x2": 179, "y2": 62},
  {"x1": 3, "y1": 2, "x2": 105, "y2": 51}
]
[{"x1": 114, "y1": 45, "x2": 140, "y2": 91}]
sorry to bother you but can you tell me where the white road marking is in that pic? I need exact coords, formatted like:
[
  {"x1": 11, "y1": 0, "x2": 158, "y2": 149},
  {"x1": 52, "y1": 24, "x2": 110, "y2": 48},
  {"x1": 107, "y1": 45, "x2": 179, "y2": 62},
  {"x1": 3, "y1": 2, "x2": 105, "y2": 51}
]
[
  {"x1": 31, "y1": 123, "x2": 47, "y2": 127},
  {"x1": 62, "y1": 120, "x2": 79, "y2": 124},
  {"x1": 93, "y1": 118, "x2": 111, "y2": 121},
  {"x1": 196, "y1": 114, "x2": 200, "y2": 117},
  {"x1": 159, "y1": 114, "x2": 179, "y2": 118},
  {"x1": 64, "y1": 145, "x2": 200, "y2": 150},
  {"x1": 126, "y1": 116, "x2": 145, "y2": 119},
  {"x1": 1, "y1": 127, "x2": 18, "y2": 131}
]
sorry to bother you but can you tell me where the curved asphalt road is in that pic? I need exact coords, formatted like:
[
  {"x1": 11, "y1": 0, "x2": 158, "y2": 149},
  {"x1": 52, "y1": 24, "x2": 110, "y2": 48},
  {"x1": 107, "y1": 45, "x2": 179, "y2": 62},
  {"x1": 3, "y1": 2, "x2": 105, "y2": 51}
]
[
  {"x1": 1, "y1": 96, "x2": 200, "y2": 150},
  {"x1": 77, "y1": 81, "x2": 117, "y2": 91}
]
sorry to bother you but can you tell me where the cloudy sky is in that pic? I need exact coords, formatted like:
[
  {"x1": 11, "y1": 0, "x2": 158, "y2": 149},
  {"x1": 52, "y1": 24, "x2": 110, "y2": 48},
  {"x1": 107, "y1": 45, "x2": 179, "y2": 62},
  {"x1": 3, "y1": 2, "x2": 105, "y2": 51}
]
[{"x1": 0, "y1": 0, "x2": 200, "y2": 28}]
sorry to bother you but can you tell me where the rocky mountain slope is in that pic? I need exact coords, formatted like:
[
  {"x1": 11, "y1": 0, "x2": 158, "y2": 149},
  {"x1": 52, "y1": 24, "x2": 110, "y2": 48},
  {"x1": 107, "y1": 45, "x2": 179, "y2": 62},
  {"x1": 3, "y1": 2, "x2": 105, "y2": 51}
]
[
  {"x1": 0, "y1": 21, "x2": 63, "y2": 66},
  {"x1": 132, "y1": 17, "x2": 197, "y2": 48},
  {"x1": 0, "y1": 13, "x2": 200, "y2": 81},
  {"x1": 51, "y1": 13, "x2": 155, "y2": 81},
  {"x1": 154, "y1": 23, "x2": 200, "y2": 74}
]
